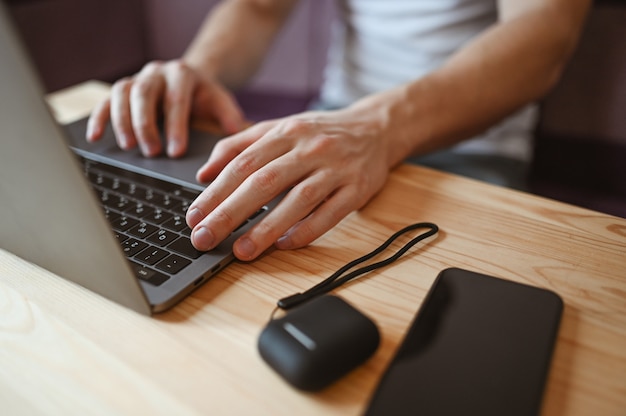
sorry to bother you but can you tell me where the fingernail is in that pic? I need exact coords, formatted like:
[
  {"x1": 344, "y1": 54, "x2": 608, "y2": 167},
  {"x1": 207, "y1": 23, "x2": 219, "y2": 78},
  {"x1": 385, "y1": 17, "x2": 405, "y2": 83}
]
[
  {"x1": 168, "y1": 139, "x2": 183, "y2": 158},
  {"x1": 192, "y1": 226, "x2": 214, "y2": 251},
  {"x1": 235, "y1": 237, "x2": 256, "y2": 260},
  {"x1": 119, "y1": 134, "x2": 130, "y2": 149},
  {"x1": 86, "y1": 122, "x2": 94, "y2": 141},
  {"x1": 140, "y1": 142, "x2": 155, "y2": 157},
  {"x1": 275, "y1": 234, "x2": 291, "y2": 250},
  {"x1": 186, "y1": 207, "x2": 204, "y2": 228}
]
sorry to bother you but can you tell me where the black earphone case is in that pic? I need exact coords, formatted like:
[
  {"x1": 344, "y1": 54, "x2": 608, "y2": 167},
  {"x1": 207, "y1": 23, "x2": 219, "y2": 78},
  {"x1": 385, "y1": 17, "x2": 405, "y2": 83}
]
[{"x1": 258, "y1": 295, "x2": 380, "y2": 391}]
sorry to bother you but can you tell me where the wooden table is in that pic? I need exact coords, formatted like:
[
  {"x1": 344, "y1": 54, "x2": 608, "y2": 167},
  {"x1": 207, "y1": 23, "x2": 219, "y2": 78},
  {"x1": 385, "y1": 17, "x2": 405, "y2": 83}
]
[{"x1": 1, "y1": 81, "x2": 625, "y2": 415}]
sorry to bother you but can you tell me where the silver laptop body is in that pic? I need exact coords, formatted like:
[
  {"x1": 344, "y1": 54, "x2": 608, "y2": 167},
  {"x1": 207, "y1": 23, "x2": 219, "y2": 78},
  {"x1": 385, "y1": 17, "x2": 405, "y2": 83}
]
[{"x1": 0, "y1": 4, "x2": 271, "y2": 314}]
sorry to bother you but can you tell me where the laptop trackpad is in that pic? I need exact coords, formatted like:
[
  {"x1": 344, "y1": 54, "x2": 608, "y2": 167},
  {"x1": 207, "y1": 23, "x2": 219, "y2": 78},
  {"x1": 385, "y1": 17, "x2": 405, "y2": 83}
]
[{"x1": 63, "y1": 117, "x2": 223, "y2": 186}]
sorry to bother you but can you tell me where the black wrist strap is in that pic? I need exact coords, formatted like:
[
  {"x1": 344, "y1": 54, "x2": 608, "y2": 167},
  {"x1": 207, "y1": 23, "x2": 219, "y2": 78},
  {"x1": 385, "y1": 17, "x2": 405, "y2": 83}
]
[{"x1": 277, "y1": 222, "x2": 439, "y2": 310}]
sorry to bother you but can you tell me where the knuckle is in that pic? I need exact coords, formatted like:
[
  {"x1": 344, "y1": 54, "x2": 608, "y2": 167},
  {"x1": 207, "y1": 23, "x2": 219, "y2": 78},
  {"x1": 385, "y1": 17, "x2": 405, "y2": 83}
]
[
  {"x1": 293, "y1": 182, "x2": 324, "y2": 207},
  {"x1": 142, "y1": 61, "x2": 163, "y2": 74},
  {"x1": 255, "y1": 120, "x2": 274, "y2": 131},
  {"x1": 229, "y1": 154, "x2": 257, "y2": 180},
  {"x1": 280, "y1": 118, "x2": 311, "y2": 136},
  {"x1": 252, "y1": 219, "x2": 277, "y2": 239},
  {"x1": 112, "y1": 77, "x2": 133, "y2": 93},
  {"x1": 250, "y1": 167, "x2": 281, "y2": 195},
  {"x1": 305, "y1": 134, "x2": 336, "y2": 158},
  {"x1": 166, "y1": 60, "x2": 190, "y2": 74},
  {"x1": 131, "y1": 79, "x2": 153, "y2": 97},
  {"x1": 211, "y1": 208, "x2": 237, "y2": 230}
]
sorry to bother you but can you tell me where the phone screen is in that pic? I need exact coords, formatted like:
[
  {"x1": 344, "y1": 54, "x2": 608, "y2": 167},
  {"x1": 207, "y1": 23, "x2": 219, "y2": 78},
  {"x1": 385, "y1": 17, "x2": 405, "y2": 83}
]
[{"x1": 365, "y1": 268, "x2": 563, "y2": 416}]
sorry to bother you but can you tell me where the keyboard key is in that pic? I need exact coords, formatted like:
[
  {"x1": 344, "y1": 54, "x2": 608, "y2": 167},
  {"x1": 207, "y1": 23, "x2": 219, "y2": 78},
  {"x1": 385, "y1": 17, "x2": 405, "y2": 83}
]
[
  {"x1": 99, "y1": 190, "x2": 122, "y2": 208},
  {"x1": 168, "y1": 236, "x2": 204, "y2": 259},
  {"x1": 176, "y1": 199, "x2": 193, "y2": 215},
  {"x1": 88, "y1": 171, "x2": 113, "y2": 188},
  {"x1": 143, "y1": 189, "x2": 165, "y2": 206},
  {"x1": 163, "y1": 215, "x2": 187, "y2": 232},
  {"x1": 161, "y1": 194, "x2": 183, "y2": 211},
  {"x1": 111, "y1": 216, "x2": 139, "y2": 232},
  {"x1": 147, "y1": 228, "x2": 179, "y2": 246},
  {"x1": 114, "y1": 232, "x2": 128, "y2": 243},
  {"x1": 173, "y1": 187, "x2": 200, "y2": 200},
  {"x1": 103, "y1": 207, "x2": 121, "y2": 223},
  {"x1": 144, "y1": 208, "x2": 171, "y2": 225},
  {"x1": 112, "y1": 196, "x2": 132, "y2": 211},
  {"x1": 88, "y1": 162, "x2": 176, "y2": 194},
  {"x1": 110, "y1": 177, "x2": 123, "y2": 191},
  {"x1": 129, "y1": 261, "x2": 170, "y2": 286},
  {"x1": 82, "y1": 158, "x2": 214, "y2": 283},
  {"x1": 121, "y1": 238, "x2": 148, "y2": 257},
  {"x1": 134, "y1": 246, "x2": 169, "y2": 265},
  {"x1": 126, "y1": 202, "x2": 155, "y2": 219},
  {"x1": 156, "y1": 254, "x2": 191, "y2": 274},
  {"x1": 123, "y1": 182, "x2": 148, "y2": 199},
  {"x1": 128, "y1": 222, "x2": 159, "y2": 239}
]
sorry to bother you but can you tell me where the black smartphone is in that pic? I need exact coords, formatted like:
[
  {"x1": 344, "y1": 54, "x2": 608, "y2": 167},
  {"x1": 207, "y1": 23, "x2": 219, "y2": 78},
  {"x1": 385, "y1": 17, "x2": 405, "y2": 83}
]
[{"x1": 365, "y1": 267, "x2": 563, "y2": 416}]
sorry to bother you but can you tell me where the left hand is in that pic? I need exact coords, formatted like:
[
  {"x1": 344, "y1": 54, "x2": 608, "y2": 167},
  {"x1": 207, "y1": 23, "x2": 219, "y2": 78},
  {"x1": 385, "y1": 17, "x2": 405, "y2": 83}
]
[{"x1": 185, "y1": 108, "x2": 392, "y2": 261}]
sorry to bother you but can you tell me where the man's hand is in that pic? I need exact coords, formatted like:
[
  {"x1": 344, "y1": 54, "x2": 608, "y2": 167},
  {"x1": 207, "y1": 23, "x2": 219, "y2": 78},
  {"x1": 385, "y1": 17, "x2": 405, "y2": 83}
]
[
  {"x1": 86, "y1": 60, "x2": 245, "y2": 158},
  {"x1": 186, "y1": 108, "x2": 392, "y2": 261}
]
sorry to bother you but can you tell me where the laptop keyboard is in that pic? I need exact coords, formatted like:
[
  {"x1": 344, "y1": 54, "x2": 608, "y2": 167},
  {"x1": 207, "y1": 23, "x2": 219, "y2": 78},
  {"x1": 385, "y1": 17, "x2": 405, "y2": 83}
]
[{"x1": 80, "y1": 158, "x2": 265, "y2": 287}]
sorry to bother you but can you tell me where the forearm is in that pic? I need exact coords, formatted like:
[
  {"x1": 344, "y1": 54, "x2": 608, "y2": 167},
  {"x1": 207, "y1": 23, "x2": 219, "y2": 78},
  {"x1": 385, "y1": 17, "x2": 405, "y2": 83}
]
[
  {"x1": 183, "y1": 0, "x2": 298, "y2": 89},
  {"x1": 349, "y1": 0, "x2": 591, "y2": 169}
]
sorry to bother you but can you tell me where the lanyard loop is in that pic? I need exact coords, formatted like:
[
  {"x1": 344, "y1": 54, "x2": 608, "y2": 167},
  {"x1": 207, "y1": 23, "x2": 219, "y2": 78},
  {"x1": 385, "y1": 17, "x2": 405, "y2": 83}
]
[{"x1": 277, "y1": 222, "x2": 439, "y2": 310}]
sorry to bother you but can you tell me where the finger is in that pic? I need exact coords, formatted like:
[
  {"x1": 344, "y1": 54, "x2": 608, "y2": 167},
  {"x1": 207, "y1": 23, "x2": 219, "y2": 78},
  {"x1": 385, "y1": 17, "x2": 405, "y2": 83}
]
[
  {"x1": 109, "y1": 78, "x2": 138, "y2": 151},
  {"x1": 274, "y1": 185, "x2": 362, "y2": 251},
  {"x1": 233, "y1": 169, "x2": 341, "y2": 260},
  {"x1": 191, "y1": 79, "x2": 246, "y2": 135},
  {"x1": 130, "y1": 63, "x2": 166, "y2": 157},
  {"x1": 207, "y1": 86, "x2": 246, "y2": 135},
  {"x1": 193, "y1": 122, "x2": 296, "y2": 217},
  {"x1": 162, "y1": 62, "x2": 194, "y2": 158},
  {"x1": 86, "y1": 97, "x2": 111, "y2": 142},
  {"x1": 195, "y1": 121, "x2": 276, "y2": 183},
  {"x1": 188, "y1": 124, "x2": 277, "y2": 229},
  {"x1": 188, "y1": 147, "x2": 315, "y2": 253}
]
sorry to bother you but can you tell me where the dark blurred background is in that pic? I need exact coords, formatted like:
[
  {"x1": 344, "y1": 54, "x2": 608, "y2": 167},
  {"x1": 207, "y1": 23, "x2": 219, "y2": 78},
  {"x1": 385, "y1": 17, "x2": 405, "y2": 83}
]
[{"x1": 6, "y1": 0, "x2": 625, "y2": 217}]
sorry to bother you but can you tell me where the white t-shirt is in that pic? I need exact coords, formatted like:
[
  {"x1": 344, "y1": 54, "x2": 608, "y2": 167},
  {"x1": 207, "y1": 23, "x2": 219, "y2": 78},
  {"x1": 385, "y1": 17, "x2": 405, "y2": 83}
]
[{"x1": 318, "y1": 0, "x2": 537, "y2": 162}]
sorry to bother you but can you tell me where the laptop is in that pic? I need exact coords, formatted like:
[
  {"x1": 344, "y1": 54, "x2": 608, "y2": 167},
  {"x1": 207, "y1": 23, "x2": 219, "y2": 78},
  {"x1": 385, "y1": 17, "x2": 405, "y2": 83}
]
[{"x1": 0, "y1": 4, "x2": 276, "y2": 315}]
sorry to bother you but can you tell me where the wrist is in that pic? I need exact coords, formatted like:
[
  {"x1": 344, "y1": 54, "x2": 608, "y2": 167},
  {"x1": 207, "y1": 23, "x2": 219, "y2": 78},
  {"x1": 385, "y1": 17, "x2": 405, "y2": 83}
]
[
  {"x1": 181, "y1": 54, "x2": 222, "y2": 84},
  {"x1": 346, "y1": 83, "x2": 432, "y2": 170}
]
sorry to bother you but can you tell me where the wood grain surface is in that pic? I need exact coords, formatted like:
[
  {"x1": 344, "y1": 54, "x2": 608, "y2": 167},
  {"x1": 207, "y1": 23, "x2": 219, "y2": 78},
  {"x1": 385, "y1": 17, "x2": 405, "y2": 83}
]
[{"x1": 0, "y1": 82, "x2": 624, "y2": 415}]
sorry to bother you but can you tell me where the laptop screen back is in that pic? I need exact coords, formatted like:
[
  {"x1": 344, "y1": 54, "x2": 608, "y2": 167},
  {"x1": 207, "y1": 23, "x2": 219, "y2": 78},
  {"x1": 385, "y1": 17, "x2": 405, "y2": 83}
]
[{"x1": 0, "y1": 3, "x2": 151, "y2": 314}]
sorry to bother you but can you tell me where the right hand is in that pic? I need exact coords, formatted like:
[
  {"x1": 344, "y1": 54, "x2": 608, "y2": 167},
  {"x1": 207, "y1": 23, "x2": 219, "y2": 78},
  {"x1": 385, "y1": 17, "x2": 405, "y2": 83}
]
[
  {"x1": 186, "y1": 106, "x2": 393, "y2": 261},
  {"x1": 86, "y1": 60, "x2": 246, "y2": 158}
]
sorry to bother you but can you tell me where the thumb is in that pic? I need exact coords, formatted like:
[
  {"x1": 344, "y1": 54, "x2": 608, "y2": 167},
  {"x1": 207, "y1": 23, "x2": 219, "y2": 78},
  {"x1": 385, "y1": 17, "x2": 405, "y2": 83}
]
[{"x1": 194, "y1": 84, "x2": 248, "y2": 135}]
